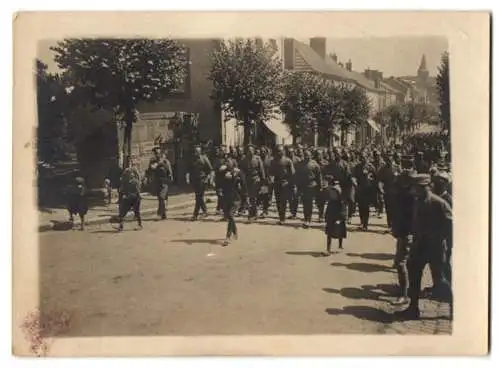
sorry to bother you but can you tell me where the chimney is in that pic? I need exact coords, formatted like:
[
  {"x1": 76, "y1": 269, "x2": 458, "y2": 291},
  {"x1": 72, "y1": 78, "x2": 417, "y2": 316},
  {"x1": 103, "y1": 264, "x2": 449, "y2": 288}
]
[
  {"x1": 328, "y1": 52, "x2": 338, "y2": 63},
  {"x1": 283, "y1": 38, "x2": 295, "y2": 70},
  {"x1": 310, "y1": 37, "x2": 326, "y2": 59},
  {"x1": 255, "y1": 37, "x2": 264, "y2": 48},
  {"x1": 346, "y1": 59, "x2": 352, "y2": 72}
]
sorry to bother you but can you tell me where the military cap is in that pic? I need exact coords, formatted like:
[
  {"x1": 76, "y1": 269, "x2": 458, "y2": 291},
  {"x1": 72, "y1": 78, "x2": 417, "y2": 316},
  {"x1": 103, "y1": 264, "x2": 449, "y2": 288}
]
[
  {"x1": 434, "y1": 171, "x2": 451, "y2": 183},
  {"x1": 413, "y1": 174, "x2": 431, "y2": 186},
  {"x1": 75, "y1": 176, "x2": 85, "y2": 184}
]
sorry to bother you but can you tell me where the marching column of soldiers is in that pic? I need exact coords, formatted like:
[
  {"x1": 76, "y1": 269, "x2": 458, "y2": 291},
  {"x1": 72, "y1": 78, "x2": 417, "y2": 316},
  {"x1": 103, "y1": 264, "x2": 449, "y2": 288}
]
[{"x1": 70, "y1": 135, "x2": 452, "y2": 322}]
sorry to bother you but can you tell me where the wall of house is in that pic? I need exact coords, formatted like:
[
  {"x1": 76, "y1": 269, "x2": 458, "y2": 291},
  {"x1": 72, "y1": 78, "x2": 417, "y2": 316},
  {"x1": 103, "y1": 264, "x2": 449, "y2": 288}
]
[
  {"x1": 366, "y1": 90, "x2": 380, "y2": 116},
  {"x1": 136, "y1": 38, "x2": 222, "y2": 145}
]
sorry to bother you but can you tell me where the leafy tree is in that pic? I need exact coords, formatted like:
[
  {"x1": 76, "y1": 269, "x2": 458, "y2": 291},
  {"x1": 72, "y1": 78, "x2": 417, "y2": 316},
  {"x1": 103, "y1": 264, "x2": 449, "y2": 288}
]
[
  {"x1": 209, "y1": 38, "x2": 284, "y2": 145},
  {"x1": 436, "y1": 51, "x2": 450, "y2": 132},
  {"x1": 339, "y1": 85, "x2": 371, "y2": 145},
  {"x1": 36, "y1": 59, "x2": 75, "y2": 163},
  {"x1": 51, "y1": 38, "x2": 188, "y2": 167},
  {"x1": 281, "y1": 71, "x2": 322, "y2": 143}
]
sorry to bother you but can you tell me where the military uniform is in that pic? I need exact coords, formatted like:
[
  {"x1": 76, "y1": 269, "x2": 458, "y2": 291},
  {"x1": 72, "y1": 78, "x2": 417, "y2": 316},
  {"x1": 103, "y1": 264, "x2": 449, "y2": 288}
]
[
  {"x1": 288, "y1": 153, "x2": 302, "y2": 219},
  {"x1": 315, "y1": 151, "x2": 330, "y2": 221},
  {"x1": 352, "y1": 160, "x2": 377, "y2": 230},
  {"x1": 296, "y1": 155, "x2": 322, "y2": 226},
  {"x1": 391, "y1": 170, "x2": 415, "y2": 302},
  {"x1": 258, "y1": 149, "x2": 274, "y2": 217},
  {"x1": 214, "y1": 149, "x2": 237, "y2": 215},
  {"x1": 240, "y1": 151, "x2": 266, "y2": 220},
  {"x1": 395, "y1": 175, "x2": 452, "y2": 320},
  {"x1": 371, "y1": 154, "x2": 385, "y2": 217},
  {"x1": 118, "y1": 165, "x2": 143, "y2": 231},
  {"x1": 221, "y1": 167, "x2": 247, "y2": 245},
  {"x1": 377, "y1": 160, "x2": 400, "y2": 228},
  {"x1": 269, "y1": 155, "x2": 295, "y2": 223},
  {"x1": 188, "y1": 152, "x2": 213, "y2": 220},
  {"x1": 147, "y1": 154, "x2": 173, "y2": 219}
]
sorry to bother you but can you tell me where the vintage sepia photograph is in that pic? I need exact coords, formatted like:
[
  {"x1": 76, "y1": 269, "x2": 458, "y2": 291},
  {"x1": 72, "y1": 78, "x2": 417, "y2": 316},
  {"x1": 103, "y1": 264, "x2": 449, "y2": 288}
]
[{"x1": 12, "y1": 12, "x2": 489, "y2": 357}]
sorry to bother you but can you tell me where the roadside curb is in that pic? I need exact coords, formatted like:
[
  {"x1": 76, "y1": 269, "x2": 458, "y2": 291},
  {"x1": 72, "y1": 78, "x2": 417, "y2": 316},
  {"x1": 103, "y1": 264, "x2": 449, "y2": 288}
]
[{"x1": 39, "y1": 193, "x2": 217, "y2": 233}]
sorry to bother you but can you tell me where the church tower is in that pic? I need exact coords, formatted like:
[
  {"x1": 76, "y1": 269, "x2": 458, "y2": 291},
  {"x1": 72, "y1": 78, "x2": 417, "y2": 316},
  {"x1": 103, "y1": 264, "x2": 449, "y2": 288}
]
[{"x1": 417, "y1": 54, "x2": 429, "y2": 82}]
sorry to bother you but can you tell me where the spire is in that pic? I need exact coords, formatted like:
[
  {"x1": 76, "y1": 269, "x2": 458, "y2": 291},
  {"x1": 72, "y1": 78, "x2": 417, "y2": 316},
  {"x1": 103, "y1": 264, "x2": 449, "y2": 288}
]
[{"x1": 418, "y1": 54, "x2": 428, "y2": 72}]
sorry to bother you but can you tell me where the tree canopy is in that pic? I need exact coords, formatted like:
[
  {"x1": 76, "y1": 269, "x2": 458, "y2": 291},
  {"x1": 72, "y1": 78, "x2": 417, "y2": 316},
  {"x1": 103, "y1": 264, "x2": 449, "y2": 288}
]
[
  {"x1": 209, "y1": 38, "x2": 284, "y2": 145},
  {"x1": 51, "y1": 38, "x2": 188, "y2": 165},
  {"x1": 436, "y1": 51, "x2": 450, "y2": 132},
  {"x1": 36, "y1": 59, "x2": 75, "y2": 163}
]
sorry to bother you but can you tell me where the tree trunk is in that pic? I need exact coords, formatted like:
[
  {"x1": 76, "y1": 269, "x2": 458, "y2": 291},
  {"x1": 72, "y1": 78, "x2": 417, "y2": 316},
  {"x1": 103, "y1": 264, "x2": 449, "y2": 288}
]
[{"x1": 122, "y1": 108, "x2": 135, "y2": 168}]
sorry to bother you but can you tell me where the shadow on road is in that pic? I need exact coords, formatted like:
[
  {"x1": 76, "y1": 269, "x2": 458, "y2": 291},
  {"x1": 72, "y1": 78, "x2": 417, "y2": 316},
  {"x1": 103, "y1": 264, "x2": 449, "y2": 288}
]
[
  {"x1": 330, "y1": 262, "x2": 394, "y2": 273},
  {"x1": 350, "y1": 228, "x2": 391, "y2": 235},
  {"x1": 346, "y1": 252, "x2": 394, "y2": 261},
  {"x1": 169, "y1": 216, "x2": 305, "y2": 230},
  {"x1": 325, "y1": 306, "x2": 392, "y2": 323},
  {"x1": 322, "y1": 286, "x2": 392, "y2": 302},
  {"x1": 170, "y1": 238, "x2": 225, "y2": 246},
  {"x1": 286, "y1": 251, "x2": 327, "y2": 258}
]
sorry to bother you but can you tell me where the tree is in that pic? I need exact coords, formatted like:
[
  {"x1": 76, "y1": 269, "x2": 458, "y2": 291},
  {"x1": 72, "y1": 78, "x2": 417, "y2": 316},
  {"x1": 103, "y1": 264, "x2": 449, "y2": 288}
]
[
  {"x1": 339, "y1": 85, "x2": 371, "y2": 146},
  {"x1": 51, "y1": 38, "x2": 188, "y2": 167},
  {"x1": 308, "y1": 78, "x2": 343, "y2": 146},
  {"x1": 36, "y1": 59, "x2": 75, "y2": 163},
  {"x1": 209, "y1": 38, "x2": 284, "y2": 145},
  {"x1": 281, "y1": 71, "x2": 322, "y2": 143},
  {"x1": 436, "y1": 51, "x2": 450, "y2": 132}
]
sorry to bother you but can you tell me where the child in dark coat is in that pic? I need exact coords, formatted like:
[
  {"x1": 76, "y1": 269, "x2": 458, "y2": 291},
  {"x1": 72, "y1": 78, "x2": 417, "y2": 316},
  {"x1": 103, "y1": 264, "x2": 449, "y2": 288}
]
[
  {"x1": 66, "y1": 176, "x2": 89, "y2": 230},
  {"x1": 322, "y1": 176, "x2": 347, "y2": 256}
]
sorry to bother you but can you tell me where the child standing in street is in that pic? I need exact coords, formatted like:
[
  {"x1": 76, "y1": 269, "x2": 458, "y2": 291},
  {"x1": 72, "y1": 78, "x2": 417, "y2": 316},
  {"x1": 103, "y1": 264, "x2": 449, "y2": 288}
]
[
  {"x1": 322, "y1": 177, "x2": 347, "y2": 256},
  {"x1": 66, "y1": 175, "x2": 89, "y2": 231}
]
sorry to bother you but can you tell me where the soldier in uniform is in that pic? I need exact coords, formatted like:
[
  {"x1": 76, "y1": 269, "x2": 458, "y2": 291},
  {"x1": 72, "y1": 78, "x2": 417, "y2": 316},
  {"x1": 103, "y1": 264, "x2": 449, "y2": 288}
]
[
  {"x1": 314, "y1": 148, "x2": 330, "y2": 222},
  {"x1": 220, "y1": 165, "x2": 247, "y2": 246},
  {"x1": 186, "y1": 145, "x2": 214, "y2": 221},
  {"x1": 390, "y1": 157, "x2": 416, "y2": 304},
  {"x1": 269, "y1": 145, "x2": 296, "y2": 225},
  {"x1": 286, "y1": 146, "x2": 302, "y2": 220},
  {"x1": 117, "y1": 156, "x2": 143, "y2": 231},
  {"x1": 258, "y1": 146, "x2": 274, "y2": 218},
  {"x1": 371, "y1": 150, "x2": 385, "y2": 218},
  {"x1": 240, "y1": 144, "x2": 266, "y2": 221},
  {"x1": 414, "y1": 151, "x2": 430, "y2": 174},
  {"x1": 147, "y1": 147, "x2": 173, "y2": 220},
  {"x1": 352, "y1": 155, "x2": 376, "y2": 231},
  {"x1": 432, "y1": 171, "x2": 453, "y2": 287},
  {"x1": 213, "y1": 145, "x2": 237, "y2": 217},
  {"x1": 377, "y1": 155, "x2": 400, "y2": 229},
  {"x1": 342, "y1": 151, "x2": 357, "y2": 224},
  {"x1": 296, "y1": 149, "x2": 322, "y2": 228},
  {"x1": 394, "y1": 174, "x2": 453, "y2": 320}
]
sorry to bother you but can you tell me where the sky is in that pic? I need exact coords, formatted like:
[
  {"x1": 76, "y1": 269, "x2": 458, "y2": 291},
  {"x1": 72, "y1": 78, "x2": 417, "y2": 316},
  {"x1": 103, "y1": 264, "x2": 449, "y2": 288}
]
[
  {"x1": 38, "y1": 36, "x2": 448, "y2": 78},
  {"x1": 324, "y1": 36, "x2": 448, "y2": 78}
]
